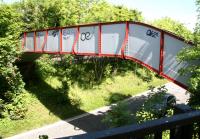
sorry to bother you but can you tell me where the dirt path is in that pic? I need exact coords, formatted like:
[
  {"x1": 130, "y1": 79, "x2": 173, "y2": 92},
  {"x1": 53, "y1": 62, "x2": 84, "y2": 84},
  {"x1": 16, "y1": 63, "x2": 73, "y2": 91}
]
[{"x1": 7, "y1": 82, "x2": 189, "y2": 139}]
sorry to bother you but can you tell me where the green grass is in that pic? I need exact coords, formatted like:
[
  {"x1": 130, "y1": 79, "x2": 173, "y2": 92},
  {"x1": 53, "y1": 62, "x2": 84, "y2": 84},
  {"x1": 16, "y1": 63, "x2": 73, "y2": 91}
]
[{"x1": 0, "y1": 72, "x2": 167, "y2": 138}]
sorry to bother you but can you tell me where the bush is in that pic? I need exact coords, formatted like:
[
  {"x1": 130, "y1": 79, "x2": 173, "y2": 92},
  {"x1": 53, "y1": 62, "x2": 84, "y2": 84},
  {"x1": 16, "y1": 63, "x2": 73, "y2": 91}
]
[
  {"x1": 7, "y1": 94, "x2": 27, "y2": 120},
  {"x1": 68, "y1": 91, "x2": 82, "y2": 108},
  {"x1": 0, "y1": 5, "x2": 25, "y2": 119},
  {"x1": 136, "y1": 86, "x2": 174, "y2": 124},
  {"x1": 136, "y1": 67, "x2": 155, "y2": 82},
  {"x1": 35, "y1": 55, "x2": 57, "y2": 80},
  {"x1": 102, "y1": 102, "x2": 134, "y2": 128}
]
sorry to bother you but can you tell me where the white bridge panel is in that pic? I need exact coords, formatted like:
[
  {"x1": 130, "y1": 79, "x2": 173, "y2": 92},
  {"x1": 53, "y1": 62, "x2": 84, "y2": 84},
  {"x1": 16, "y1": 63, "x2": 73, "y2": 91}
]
[
  {"x1": 163, "y1": 34, "x2": 191, "y2": 85},
  {"x1": 101, "y1": 24, "x2": 126, "y2": 56},
  {"x1": 36, "y1": 31, "x2": 46, "y2": 51},
  {"x1": 44, "y1": 30, "x2": 60, "y2": 52},
  {"x1": 126, "y1": 24, "x2": 161, "y2": 70},
  {"x1": 22, "y1": 21, "x2": 197, "y2": 88},
  {"x1": 62, "y1": 28, "x2": 77, "y2": 53},
  {"x1": 76, "y1": 26, "x2": 98, "y2": 54},
  {"x1": 25, "y1": 32, "x2": 34, "y2": 51}
]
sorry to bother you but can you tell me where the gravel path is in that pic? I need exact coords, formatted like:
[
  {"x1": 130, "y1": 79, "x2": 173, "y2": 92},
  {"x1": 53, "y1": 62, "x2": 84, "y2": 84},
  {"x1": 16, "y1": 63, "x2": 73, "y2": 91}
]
[{"x1": 7, "y1": 82, "x2": 190, "y2": 139}]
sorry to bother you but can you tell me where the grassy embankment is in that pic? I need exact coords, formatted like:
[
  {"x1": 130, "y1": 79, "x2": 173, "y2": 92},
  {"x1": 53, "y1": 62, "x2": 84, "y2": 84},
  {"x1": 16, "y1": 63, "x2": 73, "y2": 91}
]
[{"x1": 0, "y1": 72, "x2": 167, "y2": 137}]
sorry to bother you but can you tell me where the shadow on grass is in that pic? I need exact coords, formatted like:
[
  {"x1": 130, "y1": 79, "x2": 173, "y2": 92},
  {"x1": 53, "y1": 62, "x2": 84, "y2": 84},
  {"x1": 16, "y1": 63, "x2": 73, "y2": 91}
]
[
  {"x1": 17, "y1": 60, "x2": 158, "y2": 136},
  {"x1": 25, "y1": 78, "x2": 85, "y2": 120},
  {"x1": 67, "y1": 92, "x2": 150, "y2": 134},
  {"x1": 18, "y1": 61, "x2": 85, "y2": 120}
]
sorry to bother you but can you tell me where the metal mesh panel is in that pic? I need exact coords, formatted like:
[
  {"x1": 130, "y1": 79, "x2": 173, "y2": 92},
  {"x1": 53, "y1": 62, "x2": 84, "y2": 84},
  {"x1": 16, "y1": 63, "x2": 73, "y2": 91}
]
[
  {"x1": 101, "y1": 24, "x2": 126, "y2": 55},
  {"x1": 44, "y1": 30, "x2": 60, "y2": 52},
  {"x1": 36, "y1": 31, "x2": 46, "y2": 51},
  {"x1": 62, "y1": 28, "x2": 77, "y2": 53},
  {"x1": 163, "y1": 34, "x2": 191, "y2": 85},
  {"x1": 76, "y1": 26, "x2": 98, "y2": 54},
  {"x1": 126, "y1": 24, "x2": 161, "y2": 71},
  {"x1": 25, "y1": 32, "x2": 34, "y2": 51}
]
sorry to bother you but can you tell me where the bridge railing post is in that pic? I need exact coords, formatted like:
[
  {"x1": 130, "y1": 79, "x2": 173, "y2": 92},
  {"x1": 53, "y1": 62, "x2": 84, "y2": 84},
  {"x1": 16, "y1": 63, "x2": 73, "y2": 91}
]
[{"x1": 170, "y1": 104, "x2": 193, "y2": 139}]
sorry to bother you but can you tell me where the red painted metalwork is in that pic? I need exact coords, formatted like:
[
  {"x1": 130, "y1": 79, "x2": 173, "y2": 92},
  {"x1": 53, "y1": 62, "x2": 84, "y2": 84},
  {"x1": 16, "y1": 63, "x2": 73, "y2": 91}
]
[
  {"x1": 22, "y1": 21, "x2": 192, "y2": 89},
  {"x1": 22, "y1": 32, "x2": 26, "y2": 49},
  {"x1": 42, "y1": 30, "x2": 48, "y2": 52},
  {"x1": 24, "y1": 21, "x2": 193, "y2": 46},
  {"x1": 121, "y1": 21, "x2": 129, "y2": 58},
  {"x1": 33, "y1": 30, "x2": 48, "y2": 52},
  {"x1": 159, "y1": 31, "x2": 164, "y2": 73},
  {"x1": 72, "y1": 27, "x2": 80, "y2": 54},
  {"x1": 98, "y1": 23, "x2": 102, "y2": 56},
  {"x1": 34, "y1": 31, "x2": 36, "y2": 52},
  {"x1": 60, "y1": 29, "x2": 62, "y2": 53},
  {"x1": 160, "y1": 72, "x2": 188, "y2": 89}
]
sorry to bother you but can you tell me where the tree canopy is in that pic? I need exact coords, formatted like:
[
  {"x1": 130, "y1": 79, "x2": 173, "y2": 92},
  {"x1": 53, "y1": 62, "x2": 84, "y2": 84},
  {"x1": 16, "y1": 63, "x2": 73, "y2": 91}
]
[
  {"x1": 0, "y1": 4, "x2": 25, "y2": 119},
  {"x1": 177, "y1": 0, "x2": 200, "y2": 107},
  {"x1": 152, "y1": 17, "x2": 193, "y2": 40}
]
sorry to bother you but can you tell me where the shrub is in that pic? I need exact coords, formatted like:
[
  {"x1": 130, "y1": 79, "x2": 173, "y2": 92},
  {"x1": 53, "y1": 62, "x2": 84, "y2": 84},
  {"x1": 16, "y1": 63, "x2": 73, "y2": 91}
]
[
  {"x1": 0, "y1": 5, "x2": 25, "y2": 119},
  {"x1": 102, "y1": 102, "x2": 134, "y2": 128},
  {"x1": 136, "y1": 86, "x2": 174, "y2": 124},
  {"x1": 68, "y1": 91, "x2": 82, "y2": 108},
  {"x1": 136, "y1": 68, "x2": 155, "y2": 82},
  {"x1": 35, "y1": 55, "x2": 57, "y2": 80}
]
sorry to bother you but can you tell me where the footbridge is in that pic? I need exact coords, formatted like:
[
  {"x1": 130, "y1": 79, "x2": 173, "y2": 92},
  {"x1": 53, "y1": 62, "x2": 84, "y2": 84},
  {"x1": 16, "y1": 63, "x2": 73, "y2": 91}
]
[{"x1": 21, "y1": 21, "x2": 194, "y2": 89}]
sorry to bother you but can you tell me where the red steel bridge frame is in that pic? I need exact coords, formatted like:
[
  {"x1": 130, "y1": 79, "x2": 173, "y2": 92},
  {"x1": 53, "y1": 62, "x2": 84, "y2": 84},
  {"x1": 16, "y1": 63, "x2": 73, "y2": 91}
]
[{"x1": 22, "y1": 21, "x2": 193, "y2": 90}]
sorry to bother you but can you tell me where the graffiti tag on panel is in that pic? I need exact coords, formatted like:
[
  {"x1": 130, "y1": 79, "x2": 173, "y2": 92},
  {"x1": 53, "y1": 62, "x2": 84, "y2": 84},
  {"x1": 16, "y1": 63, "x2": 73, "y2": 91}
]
[
  {"x1": 63, "y1": 29, "x2": 75, "y2": 40},
  {"x1": 80, "y1": 27, "x2": 95, "y2": 41},
  {"x1": 80, "y1": 32, "x2": 93, "y2": 41},
  {"x1": 146, "y1": 29, "x2": 159, "y2": 38},
  {"x1": 51, "y1": 30, "x2": 59, "y2": 37}
]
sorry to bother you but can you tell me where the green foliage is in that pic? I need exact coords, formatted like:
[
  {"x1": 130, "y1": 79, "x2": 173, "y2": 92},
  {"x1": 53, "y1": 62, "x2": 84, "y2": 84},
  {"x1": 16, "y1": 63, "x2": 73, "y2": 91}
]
[
  {"x1": 17, "y1": 0, "x2": 142, "y2": 30},
  {"x1": 102, "y1": 102, "x2": 134, "y2": 128},
  {"x1": 5, "y1": 94, "x2": 27, "y2": 120},
  {"x1": 35, "y1": 55, "x2": 57, "y2": 79},
  {"x1": 84, "y1": 1, "x2": 143, "y2": 23},
  {"x1": 0, "y1": 4, "x2": 25, "y2": 119},
  {"x1": 136, "y1": 67, "x2": 155, "y2": 82},
  {"x1": 0, "y1": 4, "x2": 23, "y2": 38},
  {"x1": 177, "y1": 0, "x2": 200, "y2": 108},
  {"x1": 55, "y1": 55, "x2": 153, "y2": 89},
  {"x1": 68, "y1": 91, "x2": 82, "y2": 108},
  {"x1": 136, "y1": 86, "x2": 174, "y2": 124},
  {"x1": 152, "y1": 17, "x2": 193, "y2": 40}
]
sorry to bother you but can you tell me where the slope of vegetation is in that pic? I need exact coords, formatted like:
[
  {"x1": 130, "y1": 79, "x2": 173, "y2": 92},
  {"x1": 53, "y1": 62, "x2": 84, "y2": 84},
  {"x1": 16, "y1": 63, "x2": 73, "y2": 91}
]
[{"x1": 0, "y1": 68, "x2": 167, "y2": 137}]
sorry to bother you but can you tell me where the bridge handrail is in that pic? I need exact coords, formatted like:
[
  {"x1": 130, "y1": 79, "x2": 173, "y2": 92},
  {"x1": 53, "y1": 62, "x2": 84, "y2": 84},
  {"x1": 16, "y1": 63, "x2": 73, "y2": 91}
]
[{"x1": 61, "y1": 110, "x2": 200, "y2": 139}]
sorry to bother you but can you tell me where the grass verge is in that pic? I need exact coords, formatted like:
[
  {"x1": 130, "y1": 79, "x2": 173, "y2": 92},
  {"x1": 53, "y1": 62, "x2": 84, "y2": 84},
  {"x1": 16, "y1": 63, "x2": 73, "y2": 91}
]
[{"x1": 0, "y1": 72, "x2": 167, "y2": 137}]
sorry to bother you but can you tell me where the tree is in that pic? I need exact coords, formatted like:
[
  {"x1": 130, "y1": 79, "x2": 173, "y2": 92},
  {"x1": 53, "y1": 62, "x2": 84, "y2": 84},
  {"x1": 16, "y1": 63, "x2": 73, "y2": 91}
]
[
  {"x1": 0, "y1": 4, "x2": 25, "y2": 119},
  {"x1": 152, "y1": 17, "x2": 193, "y2": 40},
  {"x1": 83, "y1": 1, "x2": 143, "y2": 23},
  {"x1": 102, "y1": 102, "x2": 134, "y2": 128},
  {"x1": 178, "y1": 0, "x2": 200, "y2": 107}
]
